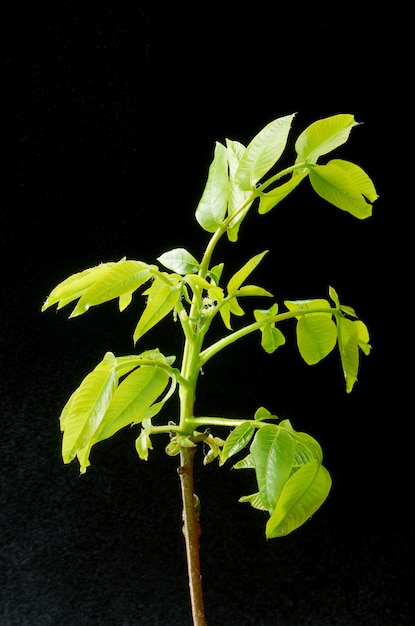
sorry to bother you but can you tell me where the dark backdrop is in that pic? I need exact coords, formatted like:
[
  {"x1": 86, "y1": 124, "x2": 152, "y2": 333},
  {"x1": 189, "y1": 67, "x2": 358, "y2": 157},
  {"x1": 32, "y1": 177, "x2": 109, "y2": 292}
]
[{"x1": 1, "y1": 4, "x2": 412, "y2": 625}]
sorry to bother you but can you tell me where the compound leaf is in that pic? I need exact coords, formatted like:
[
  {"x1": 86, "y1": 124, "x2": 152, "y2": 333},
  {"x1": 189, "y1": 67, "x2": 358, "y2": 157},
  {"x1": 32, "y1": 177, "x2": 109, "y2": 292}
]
[{"x1": 237, "y1": 421, "x2": 331, "y2": 537}]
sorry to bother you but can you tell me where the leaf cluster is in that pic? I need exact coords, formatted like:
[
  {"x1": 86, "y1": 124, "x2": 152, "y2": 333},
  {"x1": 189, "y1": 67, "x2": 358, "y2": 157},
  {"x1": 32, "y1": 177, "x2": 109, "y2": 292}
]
[
  {"x1": 220, "y1": 408, "x2": 331, "y2": 538},
  {"x1": 58, "y1": 349, "x2": 177, "y2": 473},
  {"x1": 195, "y1": 113, "x2": 377, "y2": 239}
]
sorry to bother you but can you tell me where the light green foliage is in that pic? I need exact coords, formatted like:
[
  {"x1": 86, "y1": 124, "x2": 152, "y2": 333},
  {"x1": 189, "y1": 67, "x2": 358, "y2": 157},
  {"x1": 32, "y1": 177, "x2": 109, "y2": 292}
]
[
  {"x1": 234, "y1": 114, "x2": 296, "y2": 190},
  {"x1": 295, "y1": 114, "x2": 359, "y2": 164},
  {"x1": 234, "y1": 418, "x2": 331, "y2": 537},
  {"x1": 157, "y1": 248, "x2": 200, "y2": 275},
  {"x1": 254, "y1": 305, "x2": 286, "y2": 354},
  {"x1": 308, "y1": 160, "x2": 377, "y2": 219},
  {"x1": 59, "y1": 350, "x2": 176, "y2": 473},
  {"x1": 43, "y1": 113, "x2": 377, "y2": 537},
  {"x1": 195, "y1": 142, "x2": 229, "y2": 232}
]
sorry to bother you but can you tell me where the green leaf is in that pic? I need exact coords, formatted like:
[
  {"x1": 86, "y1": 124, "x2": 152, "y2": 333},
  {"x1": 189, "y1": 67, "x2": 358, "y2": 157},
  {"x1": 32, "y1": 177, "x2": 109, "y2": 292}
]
[
  {"x1": 285, "y1": 298, "x2": 337, "y2": 364},
  {"x1": 157, "y1": 248, "x2": 200, "y2": 275},
  {"x1": 237, "y1": 285, "x2": 273, "y2": 298},
  {"x1": 254, "y1": 303, "x2": 278, "y2": 319},
  {"x1": 135, "y1": 425, "x2": 153, "y2": 461},
  {"x1": 60, "y1": 352, "x2": 118, "y2": 472},
  {"x1": 92, "y1": 366, "x2": 170, "y2": 442},
  {"x1": 328, "y1": 285, "x2": 340, "y2": 308},
  {"x1": 227, "y1": 250, "x2": 268, "y2": 295},
  {"x1": 355, "y1": 320, "x2": 371, "y2": 355},
  {"x1": 262, "y1": 325, "x2": 285, "y2": 354},
  {"x1": 195, "y1": 141, "x2": 229, "y2": 232},
  {"x1": 226, "y1": 139, "x2": 253, "y2": 242},
  {"x1": 330, "y1": 159, "x2": 378, "y2": 204},
  {"x1": 203, "y1": 434, "x2": 225, "y2": 465},
  {"x1": 235, "y1": 114, "x2": 296, "y2": 190},
  {"x1": 295, "y1": 114, "x2": 359, "y2": 164},
  {"x1": 207, "y1": 285, "x2": 224, "y2": 303},
  {"x1": 184, "y1": 274, "x2": 212, "y2": 291},
  {"x1": 237, "y1": 421, "x2": 330, "y2": 536},
  {"x1": 336, "y1": 317, "x2": 360, "y2": 392},
  {"x1": 228, "y1": 297, "x2": 244, "y2": 316},
  {"x1": 207, "y1": 263, "x2": 224, "y2": 286},
  {"x1": 218, "y1": 301, "x2": 232, "y2": 330},
  {"x1": 133, "y1": 278, "x2": 181, "y2": 344},
  {"x1": 254, "y1": 407, "x2": 273, "y2": 421},
  {"x1": 290, "y1": 428, "x2": 323, "y2": 466},
  {"x1": 309, "y1": 162, "x2": 374, "y2": 219},
  {"x1": 119, "y1": 292, "x2": 133, "y2": 312},
  {"x1": 114, "y1": 349, "x2": 176, "y2": 378},
  {"x1": 258, "y1": 171, "x2": 307, "y2": 214},
  {"x1": 329, "y1": 286, "x2": 357, "y2": 317},
  {"x1": 71, "y1": 260, "x2": 153, "y2": 317},
  {"x1": 296, "y1": 315, "x2": 337, "y2": 365},
  {"x1": 254, "y1": 304, "x2": 285, "y2": 354},
  {"x1": 136, "y1": 371, "x2": 178, "y2": 423},
  {"x1": 220, "y1": 422, "x2": 255, "y2": 465},
  {"x1": 42, "y1": 261, "x2": 118, "y2": 312},
  {"x1": 266, "y1": 460, "x2": 332, "y2": 538},
  {"x1": 233, "y1": 453, "x2": 255, "y2": 470},
  {"x1": 250, "y1": 425, "x2": 295, "y2": 512},
  {"x1": 285, "y1": 297, "x2": 332, "y2": 314},
  {"x1": 239, "y1": 492, "x2": 267, "y2": 511}
]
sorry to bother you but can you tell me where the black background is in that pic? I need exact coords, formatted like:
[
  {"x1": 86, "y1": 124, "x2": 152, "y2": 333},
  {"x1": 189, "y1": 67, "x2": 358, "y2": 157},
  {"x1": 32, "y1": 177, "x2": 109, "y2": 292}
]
[{"x1": 1, "y1": 3, "x2": 412, "y2": 625}]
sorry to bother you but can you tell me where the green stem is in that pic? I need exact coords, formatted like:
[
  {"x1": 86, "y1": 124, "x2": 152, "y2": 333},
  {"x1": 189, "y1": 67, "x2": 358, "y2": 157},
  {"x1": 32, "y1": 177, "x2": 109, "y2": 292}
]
[
  {"x1": 198, "y1": 194, "x2": 255, "y2": 279},
  {"x1": 186, "y1": 416, "x2": 255, "y2": 429},
  {"x1": 255, "y1": 161, "x2": 309, "y2": 194},
  {"x1": 199, "y1": 308, "x2": 340, "y2": 366},
  {"x1": 198, "y1": 226, "x2": 226, "y2": 279}
]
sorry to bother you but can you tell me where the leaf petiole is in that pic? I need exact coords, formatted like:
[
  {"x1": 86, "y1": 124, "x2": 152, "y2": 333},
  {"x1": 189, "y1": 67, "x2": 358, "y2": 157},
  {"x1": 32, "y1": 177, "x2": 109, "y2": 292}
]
[
  {"x1": 199, "y1": 307, "x2": 342, "y2": 366},
  {"x1": 254, "y1": 161, "x2": 310, "y2": 195}
]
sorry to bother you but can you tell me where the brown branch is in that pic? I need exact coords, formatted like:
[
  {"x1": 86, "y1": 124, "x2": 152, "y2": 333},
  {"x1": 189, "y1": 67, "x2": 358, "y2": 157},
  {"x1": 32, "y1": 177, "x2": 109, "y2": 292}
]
[{"x1": 178, "y1": 446, "x2": 206, "y2": 626}]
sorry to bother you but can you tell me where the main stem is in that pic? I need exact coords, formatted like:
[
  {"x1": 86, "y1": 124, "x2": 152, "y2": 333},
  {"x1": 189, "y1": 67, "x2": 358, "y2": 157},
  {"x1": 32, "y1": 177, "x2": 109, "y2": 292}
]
[
  {"x1": 176, "y1": 224, "x2": 228, "y2": 625},
  {"x1": 179, "y1": 445, "x2": 206, "y2": 626}
]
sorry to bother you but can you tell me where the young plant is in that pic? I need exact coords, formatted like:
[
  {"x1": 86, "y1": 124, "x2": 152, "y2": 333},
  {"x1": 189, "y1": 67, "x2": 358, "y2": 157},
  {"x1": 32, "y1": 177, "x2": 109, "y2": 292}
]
[{"x1": 42, "y1": 113, "x2": 377, "y2": 625}]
